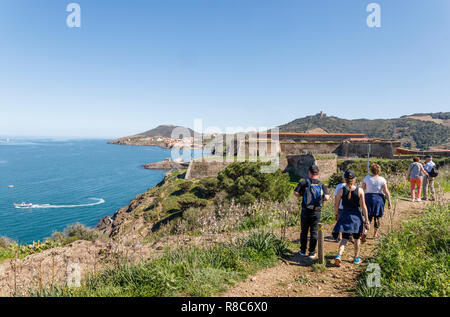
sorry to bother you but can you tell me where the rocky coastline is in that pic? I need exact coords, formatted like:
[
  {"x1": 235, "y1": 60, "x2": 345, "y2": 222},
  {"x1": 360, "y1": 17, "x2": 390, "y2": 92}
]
[{"x1": 143, "y1": 158, "x2": 189, "y2": 170}]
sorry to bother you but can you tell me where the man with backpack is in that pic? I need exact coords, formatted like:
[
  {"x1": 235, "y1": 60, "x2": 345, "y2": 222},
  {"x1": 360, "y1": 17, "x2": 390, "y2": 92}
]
[
  {"x1": 423, "y1": 155, "x2": 437, "y2": 201},
  {"x1": 294, "y1": 165, "x2": 330, "y2": 259}
]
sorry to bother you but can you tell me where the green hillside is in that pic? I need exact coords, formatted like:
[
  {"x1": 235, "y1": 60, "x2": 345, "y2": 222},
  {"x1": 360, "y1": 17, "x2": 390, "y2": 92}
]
[{"x1": 279, "y1": 113, "x2": 449, "y2": 149}]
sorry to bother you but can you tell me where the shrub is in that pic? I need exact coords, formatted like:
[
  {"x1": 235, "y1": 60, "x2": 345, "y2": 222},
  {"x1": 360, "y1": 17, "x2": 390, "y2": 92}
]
[
  {"x1": 177, "y1": 181, "x2": 192, "y2": 194},
  {"x1": 177, "y1": 193, "x2": 209, "y2": 212},
  {"x1": 0, "y1": 239, "x2": 62, "y2": 261},
  {"x1": 328, "y1": 172, "x2": 343, "y2": 188},
  {"x1": 51, "y1": 223, "x2": 100, "y2": 244},
  {"x1": 192, "y1": 178, "x2": 220, "y2": 199},
  {"x1": 217, "y1": 162, "x2": 291, "y2": 205},
  {"x1": 0, "y1": 236, "x2": 14, "y2": 248}
]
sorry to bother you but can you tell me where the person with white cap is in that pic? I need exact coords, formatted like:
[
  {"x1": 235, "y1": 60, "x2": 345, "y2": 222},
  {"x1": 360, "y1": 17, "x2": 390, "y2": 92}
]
[{"x1": 422, "y1": 155, "x2": 437, "y2": 201}]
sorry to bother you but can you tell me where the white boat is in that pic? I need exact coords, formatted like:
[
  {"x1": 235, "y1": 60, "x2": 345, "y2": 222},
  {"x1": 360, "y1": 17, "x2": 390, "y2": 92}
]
[{"x1": 14, "y1": 202, "x2": 33, "y2": 209}]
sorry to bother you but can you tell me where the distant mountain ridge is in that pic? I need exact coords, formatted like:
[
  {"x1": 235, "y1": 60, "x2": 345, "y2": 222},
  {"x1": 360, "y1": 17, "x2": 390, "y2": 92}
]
[
  {"x1": 279, "y1": 112, "x2": 450, "y2": 150},
  {"x1": 138, "y1": 125, "x2": 195, "y2": 139}
]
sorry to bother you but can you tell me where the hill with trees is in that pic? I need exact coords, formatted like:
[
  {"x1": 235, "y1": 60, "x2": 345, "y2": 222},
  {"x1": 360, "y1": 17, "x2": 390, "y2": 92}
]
[{"x1": 279, "y1": 113, "x2": 449, "y2": 149}]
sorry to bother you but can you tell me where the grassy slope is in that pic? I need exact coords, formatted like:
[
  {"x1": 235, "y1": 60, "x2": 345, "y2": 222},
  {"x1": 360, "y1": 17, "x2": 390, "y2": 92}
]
[
  {"x1": 31, "y1": 231, "x2": 289, "y2": 297},
  {"x1": 358, "y1": 203, "x2": 449, "y2": 297}
]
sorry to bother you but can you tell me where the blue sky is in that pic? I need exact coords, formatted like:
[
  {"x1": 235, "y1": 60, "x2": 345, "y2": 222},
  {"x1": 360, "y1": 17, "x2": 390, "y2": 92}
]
[{"x1": 0, "y1": 0, "x2": 449, "y2": 138}]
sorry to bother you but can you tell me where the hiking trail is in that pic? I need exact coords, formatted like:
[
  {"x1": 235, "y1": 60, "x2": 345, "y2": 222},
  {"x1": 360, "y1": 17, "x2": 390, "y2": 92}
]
[{"x1": 222, "y1": 195, "x2": 448, "y2": 297}]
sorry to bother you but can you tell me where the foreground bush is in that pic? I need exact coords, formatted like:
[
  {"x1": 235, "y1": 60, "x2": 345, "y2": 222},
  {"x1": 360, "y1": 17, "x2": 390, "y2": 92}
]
[
  {"x1": 358, "y1": 203, "x2": 450, "y2": 297},
  {"x1": 31, "y1": 231, "x2": 289, "y2": 297},
  {"x1": 218, "y1": 162, "x2": 292, "y2": 205}
]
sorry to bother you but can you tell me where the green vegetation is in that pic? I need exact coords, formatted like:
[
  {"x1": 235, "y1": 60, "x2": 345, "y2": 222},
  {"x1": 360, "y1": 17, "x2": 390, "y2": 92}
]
[
  {"x1": 218, "y1": 162, "x2": 292, "y2": 204},
  {"x1": 31, "y1": 231, "x2": 289, "y2": 297},
  {"x1": 279, "y1": 114, "x2": 449, "y2": 149},
  {"x1": 0, "y1": 237, "x2": 61, "y2": 262},
  {"x1": 0, "y1": 223, "x2": 102, "y2": 262},
  {"x1": 50, "y1": 223, "x2": 102, "y2": 244},
  {"x1": 357, "y1": 203, "x2": 450, "y2": 297}
]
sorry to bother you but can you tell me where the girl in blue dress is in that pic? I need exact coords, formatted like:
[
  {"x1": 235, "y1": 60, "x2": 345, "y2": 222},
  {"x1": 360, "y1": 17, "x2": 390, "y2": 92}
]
[{"x1": 334, "y1": 170, "x2": 370, "y2": 266}]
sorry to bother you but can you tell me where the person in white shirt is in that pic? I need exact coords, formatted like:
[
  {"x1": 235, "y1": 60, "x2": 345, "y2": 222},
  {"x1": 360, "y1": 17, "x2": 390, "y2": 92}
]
[
  {"x1": 362, "y1": 164, "x2": 392, "y2": 239},
  {"x1": 332, "y1": 174, "x2": 346, "y2": 242},
  {"x1": 422, "y1": 155, "x2": 436, "y2": 201}
]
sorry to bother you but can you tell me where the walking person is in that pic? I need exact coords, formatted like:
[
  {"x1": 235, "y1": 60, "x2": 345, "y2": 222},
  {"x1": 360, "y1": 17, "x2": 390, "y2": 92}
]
[
  {"x1": 334, "y1": 170, "x2": 370, "y2": 266},
  {"x1": 407, "y1": 157, "x2": 429, "y2": 202},
  {"x1": 362, "y1": 164, "x2": 392, "y2": 240},
  {"x1": 294, "y1": 165, "x2": 330, "y2": 260},
  {"x1": 332, "y1": 174, "x2": 346, "y2": 242},
  {"x1": 422, "y1": 155, "x2": 437, "y2": 201}
]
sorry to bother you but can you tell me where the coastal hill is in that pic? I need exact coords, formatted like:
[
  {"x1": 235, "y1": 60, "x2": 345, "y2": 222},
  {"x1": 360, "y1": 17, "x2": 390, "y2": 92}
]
[
  {"x1": 108, "y1": 125, "x2": 196, "y2": 149},
  {"x1": 279, "y1": 112, "x2": 450, "y2": 150},
  {"x1": 109, "y1": 113, "x2": 450, "y2": 150},
  {"x1": 139, "y1": 125, "x2": 195, "y2": 138}
]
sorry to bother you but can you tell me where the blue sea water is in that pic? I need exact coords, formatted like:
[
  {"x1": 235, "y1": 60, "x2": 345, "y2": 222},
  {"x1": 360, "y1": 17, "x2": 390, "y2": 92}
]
[{"x1": 0, "y1": 139, "x2": 172, "y2": 244}]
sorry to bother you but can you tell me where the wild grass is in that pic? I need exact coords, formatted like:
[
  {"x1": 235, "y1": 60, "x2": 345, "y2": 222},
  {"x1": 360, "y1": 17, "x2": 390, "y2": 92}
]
[
  {"x1": 357, "y1": 202, "x2": 450, "y2": 297},
  {"x1": 0, "y1": 223, "x2": 102, "y2": 263},
  {"x1": 29, "y1": 231, "x2": 289, "y2": 297}
]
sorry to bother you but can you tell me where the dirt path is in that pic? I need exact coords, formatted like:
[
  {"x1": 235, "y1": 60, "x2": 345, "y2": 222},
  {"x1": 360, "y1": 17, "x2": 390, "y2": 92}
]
[{"x1": 222, "y1": 196, "x2": 447, "y2": 297}]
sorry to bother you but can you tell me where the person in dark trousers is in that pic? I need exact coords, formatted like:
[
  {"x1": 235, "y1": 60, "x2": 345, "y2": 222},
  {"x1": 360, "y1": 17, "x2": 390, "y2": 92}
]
[{"x1": 294, "y1": 165, "x2": 330, "y2": 259}]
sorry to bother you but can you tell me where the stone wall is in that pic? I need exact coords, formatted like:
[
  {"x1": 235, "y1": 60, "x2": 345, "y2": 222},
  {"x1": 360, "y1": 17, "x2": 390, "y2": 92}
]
[
  {"x1": 281, "y1": 141, "x2": 400, "y2": 159},
  {"x1": 281, "y1": 142, "x2": 341, "y2": 156},
  {"x1": 185, "y1": 159, "x2": 233, "y2": 179},
  {"x1": 284, "y1": 153, "x2": 337, "y2": 181},
  {"x1": 338, "y1": 142, "x2": 398, "y2": 158}
]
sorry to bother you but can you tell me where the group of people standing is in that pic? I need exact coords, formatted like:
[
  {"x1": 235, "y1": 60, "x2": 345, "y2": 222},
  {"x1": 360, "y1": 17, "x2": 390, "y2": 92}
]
[
  {"x1": 407, "y1": 155, "x2": 437, "y2": 202},
  {"x1": 294, "y1": 155, "x2": 437, "y2": 267}
]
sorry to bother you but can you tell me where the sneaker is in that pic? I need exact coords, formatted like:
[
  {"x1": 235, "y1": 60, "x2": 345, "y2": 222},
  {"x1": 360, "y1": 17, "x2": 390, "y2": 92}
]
[
  {"x1": 417, "y1": 198, "x2": 422, "y2": 202},
  {"x1": 298, "y1": 251, "x2": 307, "y2": 257},
  {"x1": 308, "y1": 252, "x2": 318, "y2": 260},
  {"x1": 422, "y1": 197, "x2": 427, "y2": 201},
  {"x1": 353, "y1": 257, "x2": 362, "y2": 264},
  {"x1": 411, "y1": 198, "x2": 416, "y2": 202},
  {"x1": 334, "y1": 255, "x2": 342, "y2": 267}
]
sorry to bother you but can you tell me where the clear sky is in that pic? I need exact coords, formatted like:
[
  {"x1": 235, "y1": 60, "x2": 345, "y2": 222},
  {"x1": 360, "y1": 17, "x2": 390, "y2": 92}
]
[{"x1": 0, "y1": 0, "x2": 449, "y2": 138}]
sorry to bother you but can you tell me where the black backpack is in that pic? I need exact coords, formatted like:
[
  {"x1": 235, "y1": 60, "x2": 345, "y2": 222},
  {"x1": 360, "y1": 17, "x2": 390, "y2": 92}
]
[{"x1": 429, "y1": 166, "x2": 439, "y2": 178}]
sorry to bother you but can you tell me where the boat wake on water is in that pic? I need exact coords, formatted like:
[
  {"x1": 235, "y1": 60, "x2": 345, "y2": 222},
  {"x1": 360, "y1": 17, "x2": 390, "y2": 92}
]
[{"x1": 14, "y1": 198, "x2": 105, "y2": 209}]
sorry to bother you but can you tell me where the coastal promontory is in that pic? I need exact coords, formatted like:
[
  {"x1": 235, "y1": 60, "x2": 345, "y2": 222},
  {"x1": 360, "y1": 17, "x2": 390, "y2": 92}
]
[{"x1": 108, "y1": 124, "x2": 197, "y2": 149}]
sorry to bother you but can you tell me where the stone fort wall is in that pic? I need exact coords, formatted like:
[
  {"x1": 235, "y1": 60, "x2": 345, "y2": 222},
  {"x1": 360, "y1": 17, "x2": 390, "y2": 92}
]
[{"x1": 185, "y1": 154, "x2": 337, "y2": 181}]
